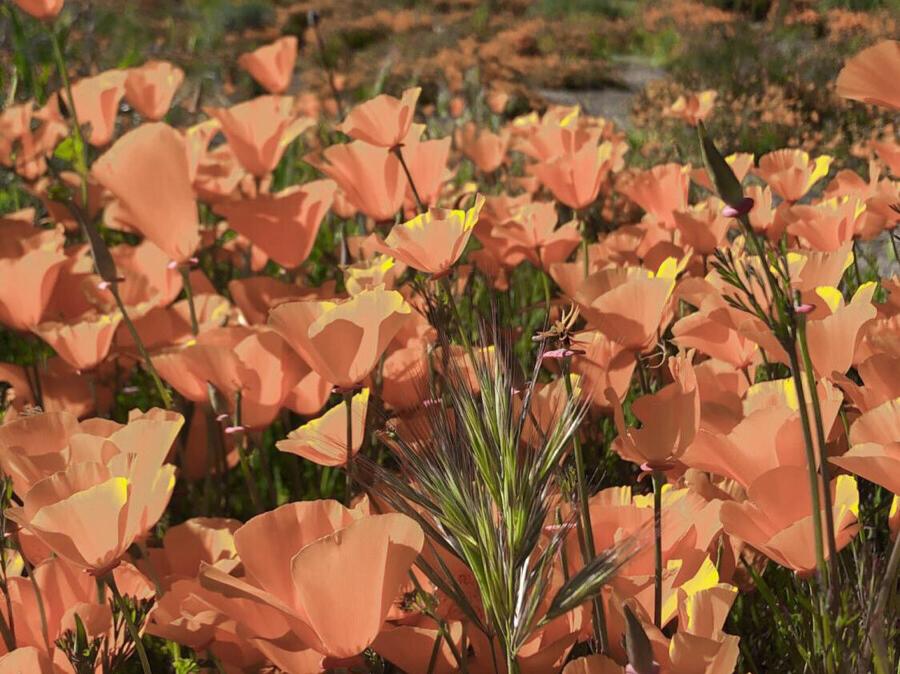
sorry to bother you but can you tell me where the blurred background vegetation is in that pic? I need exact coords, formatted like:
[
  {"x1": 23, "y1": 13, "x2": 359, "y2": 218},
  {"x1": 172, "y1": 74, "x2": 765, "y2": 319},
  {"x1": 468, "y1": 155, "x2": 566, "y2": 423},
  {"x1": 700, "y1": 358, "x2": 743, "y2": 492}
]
[{"x1": 2, "y1": 0, "x2": 897, "y2": 170}]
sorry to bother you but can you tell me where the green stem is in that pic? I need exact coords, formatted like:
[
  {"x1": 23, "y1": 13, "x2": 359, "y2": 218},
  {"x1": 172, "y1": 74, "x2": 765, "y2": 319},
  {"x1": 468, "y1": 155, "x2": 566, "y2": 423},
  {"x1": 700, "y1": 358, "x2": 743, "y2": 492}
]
[
  {"x1": 394, "y1": 146, "x2": 425, "y2": 214},
  {"x1": 343, "y1": 390, "x2": 354, "y2": 506},
  {"x1": 232, "y1": 390, "x2": 262, "y2": 514},
  {"x1": 889, "y1": 230, "x2": 899, "y2": 267},
  {"x1": 540, "y1": 266, "x2": 551, "y2": 317},
  {"x1": 870, "y1": 526, "x2": 900, "y2": 674},
  {"x1": 562, "y1": 361, "x2": 608, "y2": 652},
  {"x1": 179, "y1": 265, "x2": 199, "y2": 336},
  {"x1": 851, "y1": 240, "x2": 863, "y2": 288},
  {"x1": 652, "y1": 470, "x2": 664, "y2": 629},
  {"x1": 105, "y1": 574, "x2": 151, "y2": 674},
  {"x1": 47, "y1": 25, "x2": 88, "y2": 206},
  {"x1": 109, "y1": 285, "x2": 172, "y2": 409},
  {"x1": 796, "y1": 318, "x2": 840, "y2": 607},
  {"x1": 785, "y1": 344, "x2": 832, "y2": 654}
]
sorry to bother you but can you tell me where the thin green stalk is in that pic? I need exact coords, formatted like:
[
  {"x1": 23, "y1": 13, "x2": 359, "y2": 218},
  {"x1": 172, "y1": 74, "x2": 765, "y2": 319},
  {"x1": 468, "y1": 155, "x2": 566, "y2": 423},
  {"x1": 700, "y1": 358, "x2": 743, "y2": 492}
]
[
  {"x1": 343, "y1": 390, "x2": 354, "y2": 506},
  {"x1": 506, "y1": 651, "x2": 520, "y2": 674},
  {"x1": 408, "y1": 572, "x2": 466, "y2": 672},
  {"x1": 232, "y1": 391, "x2": 262, "y2": 514},
  {"x1": 561, "y1": 361, "x2": 608, "y2": 652},
  {"x1": 309, "y1": 13, "x2": 345, "y2": 119},
  {"x1": 796, "y1": 318, "x2": 840, "y2": 606},
  {"x1": 539, "y1": 266, "x2": 551, "y2": 316},
  {"x1": 109, "y1": 285, "x2": 173, "y2": 409},
  {"x1": 426, "y1": 631, "x2": 443, "y2": 674},
  {"x1": 785, "y1": 345, "x2": 832, "y2": 657},
  {"x1": 0, "y1": 540, "x2": 15, "y2": 651},
  {"x1": 652, "y1": 471, "x2": 664, "y2": 629},
  {"x1": 105, "y1": 574, "x2": 151, "y2": 674},
  {"x1": 869, "y1": 528, "x2": 900, "y2": 674},
  {"x1": 47, "y1": 26, "x2": 88, "y2": 206},
  {"x1": 179, "y1": 265, "x2": 200, "y2": 336},
  {"x1": 785, "y1": 346, "x2": 827, "y2": 583},
  {"x1": 851, "y1": 240, "x2": 863, "y2": 288},
  {"x1": 394, "y1": 146, "x2": 425, "y2": 214}
]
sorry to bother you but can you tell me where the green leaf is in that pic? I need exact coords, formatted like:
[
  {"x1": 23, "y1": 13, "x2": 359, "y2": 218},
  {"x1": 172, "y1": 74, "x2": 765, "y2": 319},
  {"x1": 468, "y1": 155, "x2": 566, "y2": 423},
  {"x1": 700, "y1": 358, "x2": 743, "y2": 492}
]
[
  {"x1": 54, "y1": 135, "x2": 79, "y2": 163},
  {"x1": 697, "y1": 120, "x2": 744, "y2": 208}
]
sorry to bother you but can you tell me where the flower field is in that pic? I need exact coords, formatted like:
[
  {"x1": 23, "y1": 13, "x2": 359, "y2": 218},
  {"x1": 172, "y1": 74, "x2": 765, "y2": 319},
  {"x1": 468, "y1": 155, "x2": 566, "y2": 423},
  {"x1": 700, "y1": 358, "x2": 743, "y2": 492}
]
[{"x1": 0, "y1": 0, "x2": 898, "y2": 672}]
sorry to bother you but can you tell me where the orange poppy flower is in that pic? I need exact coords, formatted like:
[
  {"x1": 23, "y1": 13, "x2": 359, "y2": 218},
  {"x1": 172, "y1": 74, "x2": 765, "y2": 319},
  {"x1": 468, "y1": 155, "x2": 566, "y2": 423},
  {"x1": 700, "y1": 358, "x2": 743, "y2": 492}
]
[
  {"x1": 116, "y1": 292, "x2": 230, "y2": 355},
  {"x1": 340, "y1": 87, "x2": 421, "y2": 148},
  {"x1": 146, "y1": 576, "x2": 268, "y2": 670},
  {"x1": 634, "y1": 583, "x2": 740, "y2": 674},
  {"x1": 0, "y1": 244, "x2": 66, "y2": 332},
  {"x1": 93, "y1": 122, "x2": 200, "y2": 263},
  {"x1": 123, "y1": 60, "x2": 184, "y2": 121},
  {"x1": 277, "y1": 388, "x2": 369, "y2": 466},
  {"x1": 145, "y1": 517, "x2": 240, "y2": 584},
  {"x1": 672, "y1": 302, "x2": 758, "y2": 370},
  {"x1": 534, "y1": 136, "x2": 616, "y2": 210},
  {"x1": 618, "y1": 163, "x2": 691, "y2": 230},
  {"x1": 1, "y1": 554, "x2": 154, "y2": 663},
  {"x1": 0, "y1": 410, "x2": 80, "y2": 496},
  {"x1": 607, "y1": 350, "x2": 699, "y2": 470},
  {"x1": 805, "y1": 283, "x2": 877, "y2": 378},
  {"x1": 374, "y1": 619, "x2": 463, "y2": 674},
  {"x1": 238, "y1": 36, "x2": 298, "y2": 94},
  {"x1": 207, "y1": 96, "x2": 311, "y2": 177},
  {"x1": 487, "y1": 200, "x2": 582, "y2": 270},
  {"x1": 682, "y1": 379, "x2": 843, "y2": 489},
  {"x1": 33, "y1": 310, "x2": 122, "y2": 371},
  {"x1": 317, "y1": 141, "x2": 406, "y2": 222},
  {"x1": 380, "y1": 340, "x2": 429, "y2": 411},
  {"x1": 568, "y1": 330, "x2": 637, "y2": 407},
  {"x1": 6, "y1": 411, "x2": 182, "y2": 575},
  {"x1": 835, "y1": 40, "x2": 900, "y2": 111},
  {"x1": 269, "y1": 286, "x2": 411, "y2": 389},
  {"x1": 0, "y1": 102, "x2": 67, "y2": 180},
  {"x1": 574, "y1": 260, "x2": 677, "y2": 352},
  {"x1": 455, "y1": 122, "x2": 510, "y2": 174},
  {"x1": 153, "y1": 326, "x2": 306, "y2": 428},
  {"x1": 214, "y1": 179, "x2": 335, "y2": 269},
  {"x1": 11, "y1": 0, "x2": 63, "y2": 19},
  {"x1": 665, "y1": 89, "x2": 717, "y2": 126},
  {"x1": 373, "y1": 194, "x2": 484, "y2": 275},
  {"x1": 672, "y1": 198, "x2": 732, "y2": 257},
  {"x1": 787, "y1": 196, "x2": 865, "y2": 252},
  {"x1": 283, "y1": 359, "x2": 332, "y2": 417},
  {"x1": 199, "y1": 501, "x2": 424, "y2": 659},
  {"x1": 830, "y1": 398, "x2": 900, "y2": 495},
  {"x1": 0, "y1": 647, "x2": 62, "y2": 673},
  {"x1": 332, "y1": 186, "x2": 359, "y2": 219},
  {"x1": 754, "y1": 149, "x2": 833, "y2": 203},
  {"x1": 399, "y1": 135, "x2": 452, "y2": 210},
  {"x1": 62, "y1": 70, "x2": 127, "y2": 147},
  {"x1": 228, "y1": 276, "x2": 318, "y2": 325},
  {"x1": 720, "y1": 467, "x2": 859, "y2": 574},
  {"x1": 109, "y1": 239, "x2": 184, "y2": 308}
]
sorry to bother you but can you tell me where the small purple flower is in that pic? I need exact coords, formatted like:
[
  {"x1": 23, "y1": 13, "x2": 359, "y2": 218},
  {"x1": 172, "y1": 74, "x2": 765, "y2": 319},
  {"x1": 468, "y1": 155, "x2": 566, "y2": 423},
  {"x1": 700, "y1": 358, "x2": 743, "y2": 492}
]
[
  {"x1": 794, "y1": 303, "x2": 815, "y2": 314},
  {"x1": 223, "y1": 425, "x2": 247, "y2": 435},
  {"x1": 722, "y1": 196, "x2": 755, "y2": 218}
]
